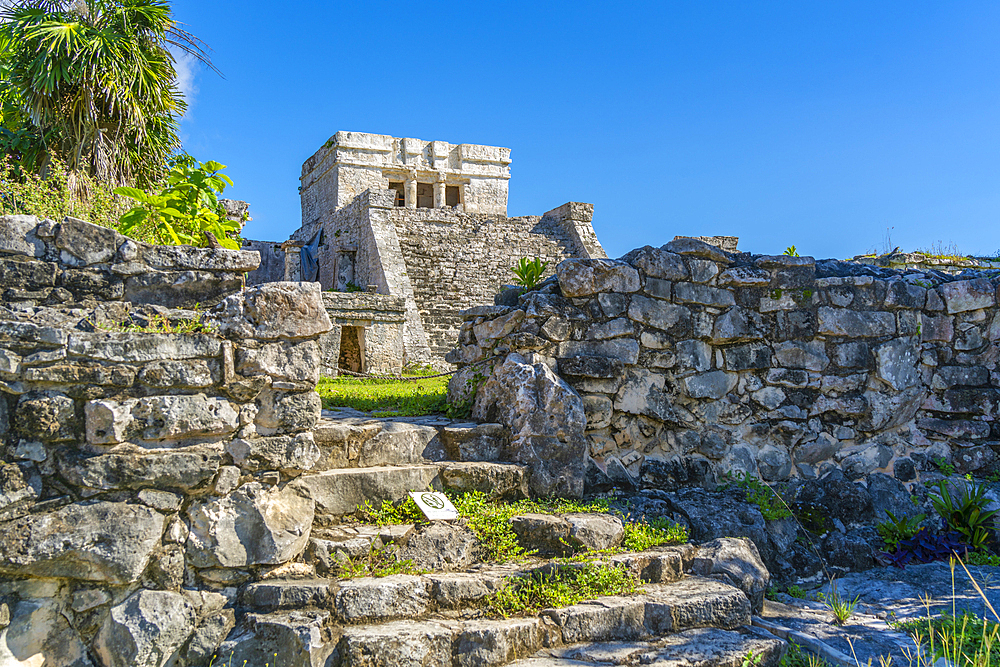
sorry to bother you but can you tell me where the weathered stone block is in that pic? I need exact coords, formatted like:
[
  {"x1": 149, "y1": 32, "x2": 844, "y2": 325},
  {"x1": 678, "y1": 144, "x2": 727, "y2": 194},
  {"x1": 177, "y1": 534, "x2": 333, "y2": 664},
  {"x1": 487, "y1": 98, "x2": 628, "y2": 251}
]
[
  {"x1": 558, "y1": 339, "x2": 639, "y2": 365},
  {"x1": 681, "y1": 371, "x2": 737, "y2": 400},
  {"x1": 474, "y1": 353, "x2": 588, "y2": 497},
  {"x1": 0, "y1": 257, "x2": 57, "y2": 291},
  {"x1": 712, "y1": 307, "x2": 764, "y2": 343},
  {"x1": 557, "y1": 355, "x2": 625, "y2": 378},
  {"x1": 94, "y1": 590, "x2": 197, "y2": 667},
  {"x1": 817, "y1": 307, "x2": 895, "y2": 337},
  {"x1": 628, "y1": 295, "x2": 691, "y2": 333},
  {"x1": 255, "y1": 390, "x2": 322, "y2": 434},
  {"x1": 137, "y1": 359, "x2": 215, "y2": 388},
  {"x1": 620, "y1": 245, "x2": 688, "y2": 280},
  {"x1": 884, "y1": 279, "x2": 927, "y2": 309},
  {"x1": 210, "y1": 282, "x2": 333, "y2": 340},
  {"x1": 773, "y1": 341, "x2": 828, "y2": 371},
  {"x1": 724, "y1": 342, "x2": 772, "y2": 371},
  {"x1": 557, "y1": 259, "x2": 641, "y2": 297},
  {"x1": 674, "y1": 283, "x2": 735, "y2": 308},
  {"x1": 235, "y1": 340, "x2": 322, "y2": 384},
  {"x1": 85, "y1": 394, "x2": 239, "y2": 445},
  {"x1": 0, "y1": 501, "x2": 164, "y2": 583},
  {"x1": 55, "y1": 217, "x2": 123, "y2": 266},
  {"x1": 833, "y1": 341, "x2": 870, "y2": 369},
  {"x1": 875, "y1": 337, "x2": 920, "y2": 391},
  {"x1": 124, "y1": 270, "x2": 243, "y2": 308},
  {"x1": 16, "y1": 391, "x2": 77, "y2": 442},
  {"x1": 68, "y1": 332, "x2": 220, "y2": 362},
  {"x1": 186, "y1": 481, "x2": 315, "y2": 568},
  {"x1": 937, "y1": 278, "x2": 995, "y2": 314},
  {"x1": 473, "y1": 309, "x2": 525, "y2": 344},
  {"x1": 0, "y1": 214, "x2": 45, "y2": 257},
  {"x1": 58, "y1": 445, "x2": 223, "y2": 491},
  {"x1": 142, "y1": 244, "x2": 260, "y2": 272},
  {"x1": 663, "y1": 237, "x2": 732, "y2": 263},
  {"x1": 227, "y1": 433, "x2": 321, "y2": 473}
]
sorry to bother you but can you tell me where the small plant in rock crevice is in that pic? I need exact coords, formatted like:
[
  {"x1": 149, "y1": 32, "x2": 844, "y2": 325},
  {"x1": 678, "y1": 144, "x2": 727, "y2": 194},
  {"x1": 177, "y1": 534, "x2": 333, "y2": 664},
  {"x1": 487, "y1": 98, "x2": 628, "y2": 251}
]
[
  {"x1": 620, "y1": 516, "x2": 688, "y2": 551},
  {"x1": 823, "y1": 586, "x2": 860, "y2": 625},
  {"x1": 883, "y1": 528, "x2": 968, "y2": 568},
  {"x1": 723, "y1": 471, "x2": 792, "y2": 520}
]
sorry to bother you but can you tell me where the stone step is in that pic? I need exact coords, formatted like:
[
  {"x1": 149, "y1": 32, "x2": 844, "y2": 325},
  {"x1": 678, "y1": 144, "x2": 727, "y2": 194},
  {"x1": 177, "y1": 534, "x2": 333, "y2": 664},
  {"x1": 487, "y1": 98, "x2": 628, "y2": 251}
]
[
  {"x1": 240, "y1": 547, "x2": 694, "y2": 623},
  {"x1": 312, "y1": 411, "x2": 509, "y2": 468},
  {"x1": 228, "y1": 572, "x2": 751, "y2": 666},
  {"x1": 509, "y1": 627, "x2": 787, "y2": 667},
  {"x1": 292, "y1": 461, "x2": 530, "y2": 521},
  {"x1": 333, "y1": 576, "x2": 754, "y2": 666}
]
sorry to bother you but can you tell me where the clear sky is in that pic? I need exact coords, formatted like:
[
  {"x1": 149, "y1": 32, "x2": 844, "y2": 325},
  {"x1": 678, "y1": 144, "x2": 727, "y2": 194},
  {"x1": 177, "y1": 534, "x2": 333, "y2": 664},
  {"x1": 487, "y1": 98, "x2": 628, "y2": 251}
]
[{"x1": 171, "y1": 1, "x2": 1000, "y2": 261}]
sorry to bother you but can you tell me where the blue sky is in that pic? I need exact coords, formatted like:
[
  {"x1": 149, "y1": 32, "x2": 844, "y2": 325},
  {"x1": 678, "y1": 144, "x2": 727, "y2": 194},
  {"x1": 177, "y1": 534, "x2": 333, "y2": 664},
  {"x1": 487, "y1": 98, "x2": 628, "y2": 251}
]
[{"x1": 172, "y1": 1, "x2": 1000, "y2": 260}]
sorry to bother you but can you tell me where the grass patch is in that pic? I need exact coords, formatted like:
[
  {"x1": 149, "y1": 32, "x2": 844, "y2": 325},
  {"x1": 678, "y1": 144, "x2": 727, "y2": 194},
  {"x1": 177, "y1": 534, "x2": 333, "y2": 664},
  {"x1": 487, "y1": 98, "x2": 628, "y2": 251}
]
[
  {"x1": 317, "y1": 374, "x2": 448, "y2": 417},
  {"x1": 896, "y1": 611, "x2": 1000, "y2": 666},
  {"x1": 487, "y1": 562, "x2": 639, "y2": 617}
]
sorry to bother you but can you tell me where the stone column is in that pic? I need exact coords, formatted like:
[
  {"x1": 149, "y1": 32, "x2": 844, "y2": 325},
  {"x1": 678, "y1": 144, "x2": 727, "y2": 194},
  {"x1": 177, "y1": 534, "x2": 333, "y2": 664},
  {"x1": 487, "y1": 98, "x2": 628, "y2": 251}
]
[
  {"x1": 434, "y1": 181, "x2": 446, "y2": 208},
  {"x1": 404, "y1": 179, "x2": 417, "y2": 209},
  {"x1": 281, "y1": 240, "x2": 304, "y2": 281}
]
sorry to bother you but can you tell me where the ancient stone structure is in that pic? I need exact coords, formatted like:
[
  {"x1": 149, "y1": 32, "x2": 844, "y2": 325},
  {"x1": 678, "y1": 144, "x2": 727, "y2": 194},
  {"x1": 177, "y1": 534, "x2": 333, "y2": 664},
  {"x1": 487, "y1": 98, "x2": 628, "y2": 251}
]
[
  {"x1": 453, "y1": 238, "x2": 1000, "y2": 493},
  {"x1": 319, "y1": 291, "x2": 405, "y2": 377},
  {"x1": 291, "y1": 132, "x2": 607, "y2": 366}
]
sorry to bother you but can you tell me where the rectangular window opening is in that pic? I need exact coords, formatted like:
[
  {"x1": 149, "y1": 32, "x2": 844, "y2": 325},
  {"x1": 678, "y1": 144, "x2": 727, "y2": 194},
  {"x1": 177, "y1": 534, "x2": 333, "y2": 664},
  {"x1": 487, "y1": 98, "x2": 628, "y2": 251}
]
[
  {"x1": 388, "y1": 181, "x2": 405, "y2": 207},
  {"x1": 446, "y1": 185, "x2": 460, "y2": 207},
  {"x1": 416, "y1": 183, "x2": 434, "y2": 208}
]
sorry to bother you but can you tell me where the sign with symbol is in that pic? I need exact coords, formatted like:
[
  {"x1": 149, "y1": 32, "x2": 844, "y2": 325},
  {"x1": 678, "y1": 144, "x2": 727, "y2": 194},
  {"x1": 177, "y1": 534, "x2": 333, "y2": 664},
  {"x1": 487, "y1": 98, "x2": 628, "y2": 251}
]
[{"x1": 408, "y1": 491, "x2": 459, "y2": 521}]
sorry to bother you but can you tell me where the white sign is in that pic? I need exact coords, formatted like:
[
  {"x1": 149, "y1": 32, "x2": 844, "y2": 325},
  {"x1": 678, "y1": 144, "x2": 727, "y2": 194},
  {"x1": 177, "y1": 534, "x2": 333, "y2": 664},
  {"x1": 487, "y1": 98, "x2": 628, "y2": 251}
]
[{"x1": 409, "y1": 491, "x2": 459, "y2": 521}]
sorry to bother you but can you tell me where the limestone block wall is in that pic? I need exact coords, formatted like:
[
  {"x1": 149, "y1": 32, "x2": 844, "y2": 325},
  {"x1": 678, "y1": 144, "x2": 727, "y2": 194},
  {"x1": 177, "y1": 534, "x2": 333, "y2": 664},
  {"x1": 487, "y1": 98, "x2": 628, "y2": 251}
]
[
  {"x1": 0, "y1": 215, "x2": 260, "y2": 308},
  {"x1": 319, "y1": 292, "x2": 405, "y2": 377},
  {"x1": 0, "y1": 281, "x2": 332, "y2": 665},
  {"x1": 453, "y1": 238, "x2": 1000, "y2": 491}
]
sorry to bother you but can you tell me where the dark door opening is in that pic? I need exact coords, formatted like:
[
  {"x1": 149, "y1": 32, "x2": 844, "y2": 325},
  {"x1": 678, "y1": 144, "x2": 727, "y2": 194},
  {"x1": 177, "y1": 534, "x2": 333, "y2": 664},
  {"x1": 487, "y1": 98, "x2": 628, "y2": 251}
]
[{"x1": 338, "y1": 326, "x2": 364, "y2": 373}]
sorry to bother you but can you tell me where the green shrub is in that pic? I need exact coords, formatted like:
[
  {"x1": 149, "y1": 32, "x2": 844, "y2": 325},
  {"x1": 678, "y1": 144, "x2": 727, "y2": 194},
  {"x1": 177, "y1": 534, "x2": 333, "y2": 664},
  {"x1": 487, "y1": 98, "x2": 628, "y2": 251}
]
[
  {"x1": 0, "y1": 154, "x2": 130, "y2": 231},
  {"x1": 510, "y1": 256, "x2": 548, "y2": 291},
  {"x1": 929, "y1": 480, "x2": 998, "y2": 551}
]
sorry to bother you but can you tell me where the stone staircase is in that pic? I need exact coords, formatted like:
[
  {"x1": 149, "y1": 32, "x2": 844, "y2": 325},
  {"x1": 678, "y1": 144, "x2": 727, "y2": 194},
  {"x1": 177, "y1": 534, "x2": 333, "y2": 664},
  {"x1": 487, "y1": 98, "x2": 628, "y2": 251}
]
[
  {"x1": 214, "y1": 409, "x2": 788, "y2": 667},
  {"x1": 294, "y1": 409, "x2": 530, "y2": 523},
  {"x1": 220, "y1": 551, "x2": 784, "y2": 667}
]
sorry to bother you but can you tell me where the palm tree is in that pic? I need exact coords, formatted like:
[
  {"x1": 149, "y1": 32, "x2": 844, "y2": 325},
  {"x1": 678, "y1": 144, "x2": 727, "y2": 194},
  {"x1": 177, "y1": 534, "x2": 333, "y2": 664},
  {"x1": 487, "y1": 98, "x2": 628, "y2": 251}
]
[{"x1": 0, "y1": 0, "x2": 215, "y2": 187}]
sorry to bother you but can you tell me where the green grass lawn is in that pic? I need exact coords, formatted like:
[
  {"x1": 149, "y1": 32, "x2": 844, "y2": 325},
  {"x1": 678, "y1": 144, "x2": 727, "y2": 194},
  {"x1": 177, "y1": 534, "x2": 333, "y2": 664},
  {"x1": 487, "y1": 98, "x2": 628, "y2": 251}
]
[{"x1": 317, "y1": 374, "x2": 449, "y2": 417}]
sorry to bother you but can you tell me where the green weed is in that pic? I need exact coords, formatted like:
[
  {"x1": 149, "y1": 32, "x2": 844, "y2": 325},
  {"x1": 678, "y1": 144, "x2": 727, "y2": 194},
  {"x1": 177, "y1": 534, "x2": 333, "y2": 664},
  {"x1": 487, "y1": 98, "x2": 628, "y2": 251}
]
[
  {"x1": 823, "y1": 586, "x2": 859, "y2": 625},
  {"x1": 786, "y1": 584, "x2": 808, "y2": 599},
  {"x1": 878, "y1": 510, "x2": 927, "y2": 552},
  {"x1": 620, "y1": 516, "x2": 688, "y2": 551},
  {"x1": 779, "y1": 640, "x2": 831, "y2": 667},
  {"x1": 337, "y1": 544, "x2": 425, "y2": 578},
  {"x1": 724, "y1": 472, "x2": 792, "y2": 520},
  {"x1": 487, "y1": 562, "x2": 638, "y2": 617}
]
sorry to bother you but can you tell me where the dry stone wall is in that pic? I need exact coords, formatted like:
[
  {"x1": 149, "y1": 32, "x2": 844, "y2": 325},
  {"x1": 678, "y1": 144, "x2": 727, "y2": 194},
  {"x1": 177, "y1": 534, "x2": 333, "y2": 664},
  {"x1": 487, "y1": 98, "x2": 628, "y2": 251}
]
[
  {"x1": 452, "y1": 238, "x2": 1000, "y2": 492},
  {"x1": 0, "y1": 215, "x2": 260, "y2": 309},
  {"x1": 0, "y1": 269, "x2": 332, "y2": 666}
]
